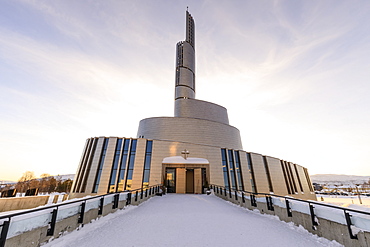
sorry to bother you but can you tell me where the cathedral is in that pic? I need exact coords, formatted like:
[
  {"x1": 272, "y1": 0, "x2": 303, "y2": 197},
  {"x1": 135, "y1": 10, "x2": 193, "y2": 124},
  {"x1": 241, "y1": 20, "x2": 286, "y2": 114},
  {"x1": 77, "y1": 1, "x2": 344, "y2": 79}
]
[{"x1": 70, "y1": 11, "x2": 316, "y2": 201}]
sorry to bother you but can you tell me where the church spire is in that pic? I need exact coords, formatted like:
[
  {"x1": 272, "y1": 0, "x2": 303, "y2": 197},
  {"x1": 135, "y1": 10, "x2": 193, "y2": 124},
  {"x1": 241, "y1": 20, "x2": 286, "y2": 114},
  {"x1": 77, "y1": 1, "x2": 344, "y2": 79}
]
[
  {"x1": 175, "y1": 10, "x2": 195, "y2": 101},
  {"x1": 185, "y1": 9, "x2": 195, "y2": 48}
]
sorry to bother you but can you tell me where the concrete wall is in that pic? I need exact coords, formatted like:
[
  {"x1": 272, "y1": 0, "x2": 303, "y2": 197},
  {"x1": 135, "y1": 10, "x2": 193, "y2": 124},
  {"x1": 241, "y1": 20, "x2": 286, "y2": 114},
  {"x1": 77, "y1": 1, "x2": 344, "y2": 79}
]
[
  {"x1": 4, "y1": 190, "x2": 158, "y2": 247},
  {"x1": 0, "y1": 196, "x2": 49, "y2": 212},
  {"x1": 214, "y1": 191, "x2": 370, "y2": 247}
]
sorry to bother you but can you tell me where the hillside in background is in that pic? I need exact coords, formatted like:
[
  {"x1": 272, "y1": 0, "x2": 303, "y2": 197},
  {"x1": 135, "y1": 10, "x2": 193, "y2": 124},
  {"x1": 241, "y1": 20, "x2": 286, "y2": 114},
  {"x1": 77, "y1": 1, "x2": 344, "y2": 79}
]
[
  {"x1": 52, "y1": 174, "x2": 75, "y2": 181},
  {"x1": 0, "y1": 180, "x2": 16, "y2": 184},
  {"x1": 311, "y1": 174, "x2": 370, "y2": 185},
  {"x1": 0, "y1": 174, "x2": 75, "y2": 184}
]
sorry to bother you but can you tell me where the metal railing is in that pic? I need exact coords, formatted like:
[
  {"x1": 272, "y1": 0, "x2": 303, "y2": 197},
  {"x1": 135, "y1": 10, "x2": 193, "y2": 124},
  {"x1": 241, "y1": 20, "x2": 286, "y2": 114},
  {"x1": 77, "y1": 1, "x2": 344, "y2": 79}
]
[
  {"x1": 0, "y1": 185, "x2": 161, "y2": 247},
  {"x1": 210, "y1": 184, "x2": 370, "y2": 240}
]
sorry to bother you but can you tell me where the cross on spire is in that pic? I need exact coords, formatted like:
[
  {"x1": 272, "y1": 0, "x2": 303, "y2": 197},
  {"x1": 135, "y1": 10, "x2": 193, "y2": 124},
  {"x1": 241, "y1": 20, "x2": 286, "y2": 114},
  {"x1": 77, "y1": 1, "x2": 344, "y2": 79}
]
[{"x1": 181, "y1": 149, "x2": 190, "y2": 159}]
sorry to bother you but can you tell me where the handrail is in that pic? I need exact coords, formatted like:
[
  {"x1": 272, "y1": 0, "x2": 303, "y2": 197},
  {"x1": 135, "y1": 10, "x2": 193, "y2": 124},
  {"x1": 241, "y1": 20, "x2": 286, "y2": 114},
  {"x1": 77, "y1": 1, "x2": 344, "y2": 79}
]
[
  {"x1": 211, "y1": 184, "x2": 370, "y2": 240},
  {"x1": 210, "y1": 184, "x2": 370, "y2": 216},
  {"x1": 0, "y1": 184, "x2": 162, "y2": 247},
  {"x1": 0, "y1": 184, "x2": 161, "y2": 220}
]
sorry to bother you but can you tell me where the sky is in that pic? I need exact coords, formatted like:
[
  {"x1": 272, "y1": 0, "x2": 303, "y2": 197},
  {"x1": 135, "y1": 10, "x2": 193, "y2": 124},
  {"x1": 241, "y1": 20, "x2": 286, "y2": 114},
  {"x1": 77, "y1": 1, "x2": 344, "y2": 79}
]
[{"x1": 1, "y1": 0, "x2": 370, "y2": 181}]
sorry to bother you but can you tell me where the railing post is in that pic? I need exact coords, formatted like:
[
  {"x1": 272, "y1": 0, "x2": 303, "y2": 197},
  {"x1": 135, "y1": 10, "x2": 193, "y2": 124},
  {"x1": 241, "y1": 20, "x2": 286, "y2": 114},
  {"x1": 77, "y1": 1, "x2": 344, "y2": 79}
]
[
  {"x1": 47, "y1": 208, "x2": 58, "y2": 236},
  {"x1": 140, "y1": 189, "x2": 143, "y2": 199},
  {"x1": 229, "y1": 188, "x2": 232, "y2": 198},
  {"x1": 135, "y1": 191, "x2": 138, "y2": 202},
  {"x1": 149, "y1": 187, "x2": 152, "y2": 196},
  {"x1": 309, "y1": 204, "x2": 318, "y2": 230},
  {"x1": 235, "y1": 191, "x2": 238, "y2": 201},
  {"x1": 250, "y1": 194, "x2": 257, "y2": 207},
  {"x1": 78, "y1": 201, "x2": 86, "y2": 224},
  {"x1": 285, "y1": 199, "x2": 292, "y2": 217},
  {"x1": 242, "y1": 192, "x2": 245, "y2": 203},
  {"x1": 0, "y1": 220, "x2": 10, "y2": 247},
  {"x1": 266, "y1": 196, "x2": 274, "y2": 211},
  {"x1": 344, "y1": 211, "x2": 358, "y2": 239},
  {"x1": 112, "y1": 194, "x2": 119, "y2": 209},
  {"x1": 98, "y1": 197, "x2": 104, "y2": 215},
  {"x1": 126, "y1": 192, "x2": 132, "y2": 205},
  {"x1": 145, "y1": 189, "x2": 148, "y2": 197}
]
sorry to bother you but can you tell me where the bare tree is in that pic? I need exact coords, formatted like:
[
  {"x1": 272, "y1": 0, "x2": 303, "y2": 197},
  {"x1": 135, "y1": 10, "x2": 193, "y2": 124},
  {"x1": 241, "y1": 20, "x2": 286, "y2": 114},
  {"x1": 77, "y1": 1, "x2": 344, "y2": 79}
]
[
  {"x1": 39, "y1": 173, "x2": 51, "y2": 193},
  {"x1": 16, "y1": 171, "x2": 36, "y2": 193}
]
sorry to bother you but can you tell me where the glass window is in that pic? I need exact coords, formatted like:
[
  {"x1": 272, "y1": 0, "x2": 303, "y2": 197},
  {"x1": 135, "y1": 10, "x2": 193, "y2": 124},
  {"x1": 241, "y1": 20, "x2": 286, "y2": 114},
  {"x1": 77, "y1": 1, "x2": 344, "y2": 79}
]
[
  {"x1": 116, "y1": 139, "x2": 130, "y2": 192},
  {"x1": 108, "y1": 138, "x2": 123, "y2": 193},
  {"x1": 228, "y1": 150, "x2": 237, "y2": 190},
  {"x1": 92, "y1": 138, "x2": 109, "y2": 193},
  {"x1": 263, "y1": 156, "x2": 274, "y2": 193},
  {"x1": 221, "y1": 149, "x2": 230, "y2": 190},
  {"x1": 246, "y1": 153, "x2": 257, "y2": 193},
  {"x1": 142, "y1": 140, "x2": 153, "y2": 189},
  {"x1": 125, "y1": 139, "x2": 137, "y2": 190},
  {"x1": 201, "y1": 168, "x2": 207, "y2": 192},
  {"x1": 234, "y1": 151, "x2": 244, "y2": 191}
]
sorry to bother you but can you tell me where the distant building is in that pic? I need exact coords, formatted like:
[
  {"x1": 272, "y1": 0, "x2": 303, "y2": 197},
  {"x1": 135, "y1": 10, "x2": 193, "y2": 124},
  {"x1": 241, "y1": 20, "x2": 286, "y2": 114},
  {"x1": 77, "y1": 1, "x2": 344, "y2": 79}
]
[
  {"x1": 70, "y1": 11, "x2": 316, "y2": 200},
  {"x1": 313, "y1": 183, "x2": 323, "y2": 191}
]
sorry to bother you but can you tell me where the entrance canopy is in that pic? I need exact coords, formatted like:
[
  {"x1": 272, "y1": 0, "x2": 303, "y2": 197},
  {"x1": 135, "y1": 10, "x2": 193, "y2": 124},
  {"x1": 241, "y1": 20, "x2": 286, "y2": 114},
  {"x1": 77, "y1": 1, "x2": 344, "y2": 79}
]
[{"x1": 162, "y1": 156, "x2": 209, "y2": 165}]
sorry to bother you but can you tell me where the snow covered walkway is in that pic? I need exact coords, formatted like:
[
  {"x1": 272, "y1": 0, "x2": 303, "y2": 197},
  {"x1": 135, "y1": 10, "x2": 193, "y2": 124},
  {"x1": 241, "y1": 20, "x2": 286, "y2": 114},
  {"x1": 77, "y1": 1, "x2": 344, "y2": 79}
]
[{"x1": 44, "y1": 194, "x2": 342, "y2": 247}]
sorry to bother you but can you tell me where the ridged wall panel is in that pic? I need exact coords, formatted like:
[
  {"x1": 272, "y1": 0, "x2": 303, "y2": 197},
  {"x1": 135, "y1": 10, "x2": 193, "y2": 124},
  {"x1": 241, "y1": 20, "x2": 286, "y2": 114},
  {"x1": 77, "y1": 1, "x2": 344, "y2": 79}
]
[{"x1": 137, "y1": 117, "x2": 242, "y2": 150}]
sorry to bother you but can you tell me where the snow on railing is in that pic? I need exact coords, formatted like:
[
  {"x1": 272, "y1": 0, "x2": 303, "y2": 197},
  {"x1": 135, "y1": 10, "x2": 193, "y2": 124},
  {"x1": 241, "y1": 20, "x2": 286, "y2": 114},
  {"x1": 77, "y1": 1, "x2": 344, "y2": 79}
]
[
  {"x1": 210, "y1": 184, "x2": 370, "y2": 240},
  {"x1": 0, "y1": 185, "x2": 161, "y2": 247}
]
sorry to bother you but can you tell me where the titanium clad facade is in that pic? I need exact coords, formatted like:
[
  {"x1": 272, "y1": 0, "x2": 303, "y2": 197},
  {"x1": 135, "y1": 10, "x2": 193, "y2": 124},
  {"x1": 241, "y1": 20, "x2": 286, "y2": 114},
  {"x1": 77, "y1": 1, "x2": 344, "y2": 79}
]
[
  {"x1": 71, "y1": 138, "x2": 316, "y2": 200},
  {"x1": 70, "y1": 10, "x2": 316, "y2": 201},
  {"x1": 137, "y1": 117, "x2": 242, "y2": 150}
]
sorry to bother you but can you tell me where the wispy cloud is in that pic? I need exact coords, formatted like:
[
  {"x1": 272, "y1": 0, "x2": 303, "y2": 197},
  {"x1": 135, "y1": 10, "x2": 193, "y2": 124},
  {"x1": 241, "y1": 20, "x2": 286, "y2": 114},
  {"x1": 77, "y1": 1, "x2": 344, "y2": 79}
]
[{"x1": 1, "y1": 0, "x2": 370, "y2": 180}]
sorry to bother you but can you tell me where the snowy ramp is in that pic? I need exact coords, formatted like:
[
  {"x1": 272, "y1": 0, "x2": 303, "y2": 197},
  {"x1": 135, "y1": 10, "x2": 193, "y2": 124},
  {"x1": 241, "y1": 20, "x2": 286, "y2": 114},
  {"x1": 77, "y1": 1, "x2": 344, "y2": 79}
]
[{"x1": 44, "y1": 194, "x2": 342, "y2": 247}]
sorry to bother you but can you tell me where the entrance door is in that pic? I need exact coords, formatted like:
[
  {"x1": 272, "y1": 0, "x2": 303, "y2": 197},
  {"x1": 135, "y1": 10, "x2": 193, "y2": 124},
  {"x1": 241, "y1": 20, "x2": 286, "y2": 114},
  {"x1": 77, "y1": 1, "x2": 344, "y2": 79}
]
[
  {"x1": 165, "y1": 168, "x2": 176, "y2": 193},
  {"x1": 186, "y1": 169, "x2": 194, "y2": 193}
]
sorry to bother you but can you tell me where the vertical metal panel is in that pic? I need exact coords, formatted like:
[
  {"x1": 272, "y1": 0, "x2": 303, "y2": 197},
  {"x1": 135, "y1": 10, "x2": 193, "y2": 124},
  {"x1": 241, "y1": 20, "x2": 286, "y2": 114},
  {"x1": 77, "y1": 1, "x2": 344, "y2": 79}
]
[{"x1": 72, "y1": 139, "x2": 90, "y2": 193}]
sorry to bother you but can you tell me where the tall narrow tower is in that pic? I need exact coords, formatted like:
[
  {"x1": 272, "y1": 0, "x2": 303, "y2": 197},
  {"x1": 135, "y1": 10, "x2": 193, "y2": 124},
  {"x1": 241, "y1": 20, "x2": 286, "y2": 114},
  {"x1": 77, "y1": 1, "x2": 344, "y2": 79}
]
[
  {"x1": 175, "y1": 10, "x2": 195, "y2": 100},
  {"x1": 138, "y1": 9, "x2": 241, "y2": 149}
]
